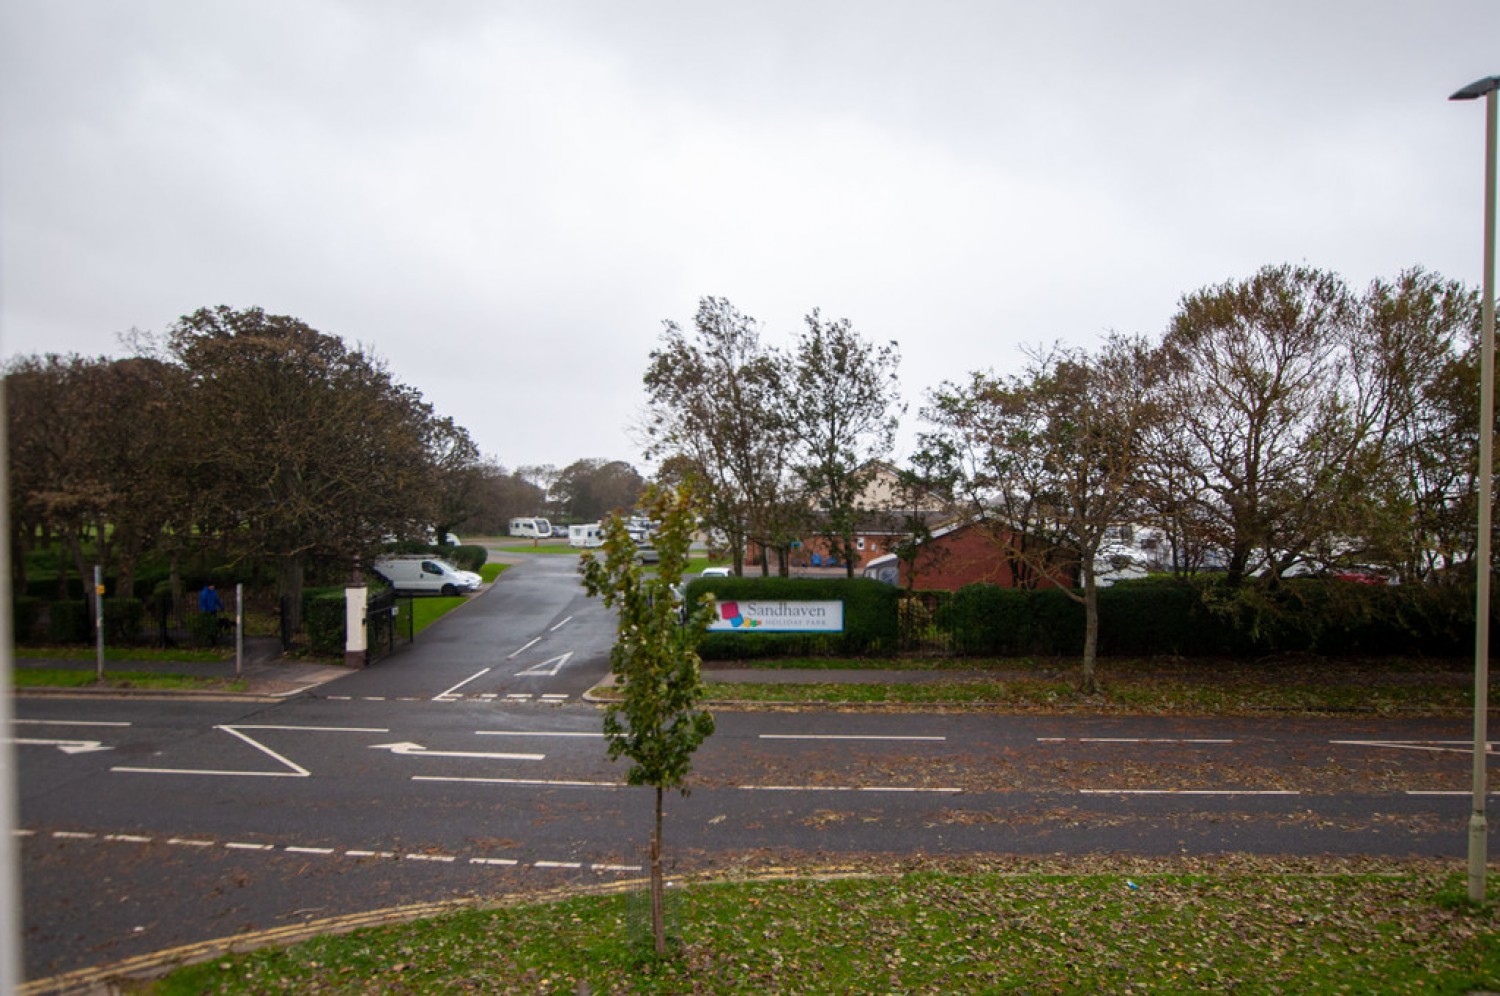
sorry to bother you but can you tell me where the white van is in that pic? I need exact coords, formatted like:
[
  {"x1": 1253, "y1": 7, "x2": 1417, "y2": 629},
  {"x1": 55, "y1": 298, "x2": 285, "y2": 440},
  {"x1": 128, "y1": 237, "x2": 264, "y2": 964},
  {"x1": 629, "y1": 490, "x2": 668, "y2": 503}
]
[
  {"x1": 372, "y1": 556, "x2": 481, "y2": 595},
  {"x1": 508, "y1": 517, "x2": 553, "y2": 539},
  {"x1": 568, "y1": 523, "x2": 604, "y2": 548}
]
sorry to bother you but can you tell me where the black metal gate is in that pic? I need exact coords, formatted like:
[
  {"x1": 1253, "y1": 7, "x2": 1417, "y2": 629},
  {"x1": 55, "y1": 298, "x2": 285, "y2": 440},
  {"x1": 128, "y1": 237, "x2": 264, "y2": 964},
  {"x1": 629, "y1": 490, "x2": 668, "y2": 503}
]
[{"x1": 365, "y1": 588, "x2": 414, "y2": 662}]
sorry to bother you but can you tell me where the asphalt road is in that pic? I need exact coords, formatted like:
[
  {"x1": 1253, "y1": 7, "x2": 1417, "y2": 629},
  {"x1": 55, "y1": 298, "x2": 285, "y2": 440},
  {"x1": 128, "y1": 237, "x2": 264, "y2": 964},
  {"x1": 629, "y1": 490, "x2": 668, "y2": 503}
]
[{"x1": 14, "y1": 553, "x2": 1498, "y2": 986}]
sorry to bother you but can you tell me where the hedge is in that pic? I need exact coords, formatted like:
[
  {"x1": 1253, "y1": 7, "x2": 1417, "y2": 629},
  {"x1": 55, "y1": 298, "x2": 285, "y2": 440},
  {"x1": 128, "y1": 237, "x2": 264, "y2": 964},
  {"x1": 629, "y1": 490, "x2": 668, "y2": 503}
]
[
  {"x1": 931, "y1": 577, "x2": 1488, "y2": 658},
  {"x1": 687, "y1": 576, "x2": 899, "y2": 659},
  {"x1": 302, "y1": 587, "x2": 348, "y2": 656}
]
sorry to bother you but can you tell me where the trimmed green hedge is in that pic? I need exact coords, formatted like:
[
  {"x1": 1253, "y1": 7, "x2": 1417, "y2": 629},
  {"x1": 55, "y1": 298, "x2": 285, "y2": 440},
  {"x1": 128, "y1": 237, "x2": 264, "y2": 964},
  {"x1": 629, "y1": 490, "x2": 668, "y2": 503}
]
[
  {"x1": 687, "y1": 576, "x2": 899, "y2": 659},
  {"x1": 931, "y1": 577, "x2": 1486, "y2": 658},
  {"x1": 302, "y1": 587, "x2": 347, "y2": 656}
]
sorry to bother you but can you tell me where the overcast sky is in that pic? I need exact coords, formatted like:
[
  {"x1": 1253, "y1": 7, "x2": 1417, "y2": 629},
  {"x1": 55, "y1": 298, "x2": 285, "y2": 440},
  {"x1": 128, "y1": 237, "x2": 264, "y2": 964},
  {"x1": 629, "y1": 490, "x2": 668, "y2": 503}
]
[{"x1": 4, "y1": 2, "x2": 1498, "y2": 471}]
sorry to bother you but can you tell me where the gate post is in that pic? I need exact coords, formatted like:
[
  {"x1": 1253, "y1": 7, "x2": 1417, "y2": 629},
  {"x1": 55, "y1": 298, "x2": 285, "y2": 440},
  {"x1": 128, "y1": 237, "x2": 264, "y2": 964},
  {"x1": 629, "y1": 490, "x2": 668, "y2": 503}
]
[{"x1": 345, "y1": 556, "x2": 368, "y2": 669}]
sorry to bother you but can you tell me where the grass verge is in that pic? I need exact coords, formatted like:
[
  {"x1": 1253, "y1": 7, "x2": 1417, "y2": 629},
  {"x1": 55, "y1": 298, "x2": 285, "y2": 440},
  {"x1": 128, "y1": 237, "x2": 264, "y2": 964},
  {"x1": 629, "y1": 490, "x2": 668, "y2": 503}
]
[
  {"x1": 691, "y1": 655, "x2": 1492, "y2": 715},
  {"x1": 12, "y1": 668, "x2": 246, "y2": 692},
  {"x1": 144, "y1": 863, "x2": 1499, "y2": 994},
  {"x1": 15, "y1": 646, "x2": 232, "y2": 663}
]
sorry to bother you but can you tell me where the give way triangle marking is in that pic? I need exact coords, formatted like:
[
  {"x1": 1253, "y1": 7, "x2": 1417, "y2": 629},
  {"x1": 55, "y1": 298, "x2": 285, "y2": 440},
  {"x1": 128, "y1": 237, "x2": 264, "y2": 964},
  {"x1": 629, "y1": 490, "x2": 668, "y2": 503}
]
[{"x1": 515, "y1": 651, "x2": 574, "y2": 677}]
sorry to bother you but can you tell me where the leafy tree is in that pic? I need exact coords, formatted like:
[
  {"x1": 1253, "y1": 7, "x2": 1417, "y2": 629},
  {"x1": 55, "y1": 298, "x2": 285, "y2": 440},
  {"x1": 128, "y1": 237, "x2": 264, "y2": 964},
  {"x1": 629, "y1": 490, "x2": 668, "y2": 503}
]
[
  {"x1": 554, "y1": 458, "x2": 646, "y2": 522},
  {"x1": 425, "y1": 416, "x2": 484, "y2": 545},
  {"x1": 166, "y1": 306, "x2": 435, "y2": 623},
  {"x1": 1158, "y1": 265, "x2": 1363, "y2": 584},
  {"x1": 919, "y1": 337, "x2": 1162, "y2": 692},
  {"x1": 643, "y1": 298, "x2": 790, "y2": 575},
  {"x1": 579, "y1": 484, "x2": 715, "y2": 955},
  {"x1": 788, "y1": 311, "x2": 903, "y2": 578}
]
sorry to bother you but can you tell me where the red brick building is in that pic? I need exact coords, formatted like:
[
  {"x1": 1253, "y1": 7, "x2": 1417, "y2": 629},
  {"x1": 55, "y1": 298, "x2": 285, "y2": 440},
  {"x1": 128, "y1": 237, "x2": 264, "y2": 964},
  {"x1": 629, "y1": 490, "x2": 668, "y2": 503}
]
[{"x1": 867, "y1": 520, "x2": 1076, "y2": 592}]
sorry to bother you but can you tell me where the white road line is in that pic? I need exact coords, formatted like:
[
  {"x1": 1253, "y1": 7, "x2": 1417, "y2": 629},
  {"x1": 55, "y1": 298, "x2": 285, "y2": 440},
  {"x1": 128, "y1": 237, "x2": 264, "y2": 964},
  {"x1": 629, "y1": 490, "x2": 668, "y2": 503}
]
[
  {"x1": 113, "y1": 724, "x2": 388, "y2": 779},
  {"x1": 1407, "y1": 790, "x2": 1500, "y2": 797},
  {"x1": 1038, "y1": 738, "x2": 1234, "y2": 744},
  {"x1": 737, "y1": 785, "x2": 963, "y2": 794},
  {"x1": 506, "y1": 694, "x2": 532, "y2": 700},
  {"x1": 31, "y1": 829, "x2": 640, "y2": 876},
  {"x1": 476, "y1": 730, "x2": 605, "y2": 738},
  {"x1": 15, "y1": 719, "x2": 131, "y2": 727},
  {"x1": 758, "y1": 734, "x2": 946, "y2": 742},
  {"x1": 413, "y1": 775, "x2": 625, "y2": 788},
  {"x1": 550, "y1": 616, "x2": 573, "y2": 632},
  {"x1": 434, "y1": 668, "x2": 491, "y2": 701},
  {"x1": 1078, "y1": 789, "x2": 1301, "y2": 796},
  {"x1": 507, "y1": 638, "x2": 541, "y2": 659},
  {"x1": 1332, "y1": 739, "x2": 1497, "y2": 755},
  {"x1": 540, "y1": 694, "x2": 569, "y2": 700}
]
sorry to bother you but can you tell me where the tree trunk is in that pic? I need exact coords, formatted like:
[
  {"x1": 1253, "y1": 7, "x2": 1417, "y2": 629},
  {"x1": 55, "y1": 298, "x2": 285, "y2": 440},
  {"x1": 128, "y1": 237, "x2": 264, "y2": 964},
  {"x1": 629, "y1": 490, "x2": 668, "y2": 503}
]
[
  {"x1": 651, "y1": 785, "x2": 666, "y2": 956},
  {"x1": 279, "y1": 553, "x2": 305, "y2": 632},
  {"x1": 1081, "y1": 572, "x2": 1099, "y2": 695}
]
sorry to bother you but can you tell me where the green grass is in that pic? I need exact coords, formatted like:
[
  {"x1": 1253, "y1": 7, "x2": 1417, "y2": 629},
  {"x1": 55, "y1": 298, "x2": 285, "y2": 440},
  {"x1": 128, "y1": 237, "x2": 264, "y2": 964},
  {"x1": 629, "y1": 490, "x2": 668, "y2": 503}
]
[
  {"x1": 15, "y1": 645, "x2": 232, "y2": 663},
  {"x1": 409, "y1": 596, "x2": 465, "y2": 635},
  {"x1": 478, "y1": 562, "x2": 509, "y2": 583},
  {"x1": 12, "y1": 668, "x2": 246, "y2": 692},
  {"x1": 145, "y1": 864, "x2": 1500, "y2": 994},
  {"x1": 690, "y1": 655, "x2": 1491, "y2": 715},
  {"x1": 497, "y1": 543, "x2": 580, "y2": 555}
]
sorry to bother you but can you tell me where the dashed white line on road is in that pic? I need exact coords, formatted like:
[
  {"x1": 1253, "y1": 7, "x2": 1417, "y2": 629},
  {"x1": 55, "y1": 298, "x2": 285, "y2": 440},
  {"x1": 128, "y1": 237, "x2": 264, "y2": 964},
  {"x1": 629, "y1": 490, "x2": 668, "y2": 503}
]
[
  {"x1": 413, "y1": 775, "x2": 624, "y2": 788},
  {"x1": 29, "y1": 828, "x2": 639, "y2": 875},
  {"x1": 550, "y1": 616, "x2": 573, "y2": 632}
]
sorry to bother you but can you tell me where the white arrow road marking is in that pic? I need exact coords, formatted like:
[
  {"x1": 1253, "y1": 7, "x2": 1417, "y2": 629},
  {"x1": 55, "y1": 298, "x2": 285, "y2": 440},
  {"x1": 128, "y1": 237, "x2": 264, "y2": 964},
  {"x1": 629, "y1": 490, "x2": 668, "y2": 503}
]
[
  {"x1": 369, "y1": 742, "x2": 545, "y2": 761},
  {"x1": 112, "y1": 725, "x2": 387, "y2": 778},
  {"x1": 516, "y1": 651, "x2": 574, "y2": 677},
  {"x1": 8, "y1": 738, "x2": 112, "y2": 754},
  {"x1": 1331, "y1": 739, "x2": 1498, "y2": 755}
]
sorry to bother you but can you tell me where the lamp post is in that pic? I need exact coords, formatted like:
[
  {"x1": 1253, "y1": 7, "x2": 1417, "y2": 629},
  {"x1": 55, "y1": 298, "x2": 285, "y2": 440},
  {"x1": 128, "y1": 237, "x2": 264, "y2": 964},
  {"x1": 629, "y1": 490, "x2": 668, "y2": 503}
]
[{"x1": 1451, "y1": 74, "x2": 1500, "y2": 905}]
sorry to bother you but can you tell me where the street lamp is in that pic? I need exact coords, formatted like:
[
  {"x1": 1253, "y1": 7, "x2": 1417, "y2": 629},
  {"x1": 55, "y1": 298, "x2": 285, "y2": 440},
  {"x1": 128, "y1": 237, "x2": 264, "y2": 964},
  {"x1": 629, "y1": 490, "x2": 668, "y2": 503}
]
[{"x1": 1451, "y1": 74, "x2": 1500, "y2": 905}]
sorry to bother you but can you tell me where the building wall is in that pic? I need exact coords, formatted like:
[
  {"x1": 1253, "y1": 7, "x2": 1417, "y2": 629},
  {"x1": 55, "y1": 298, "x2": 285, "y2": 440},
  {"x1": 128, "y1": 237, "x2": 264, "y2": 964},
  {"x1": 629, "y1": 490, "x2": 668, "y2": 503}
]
[{"x1": 901, "y1": 524, "x2": 1073, "y2": 592}]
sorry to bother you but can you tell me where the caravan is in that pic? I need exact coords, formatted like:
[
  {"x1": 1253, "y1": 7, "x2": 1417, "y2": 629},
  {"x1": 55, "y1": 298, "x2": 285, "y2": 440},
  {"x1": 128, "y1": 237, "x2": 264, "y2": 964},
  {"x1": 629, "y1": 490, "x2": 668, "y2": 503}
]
[
  {"x1": 568, "y1": 523, "x2": 604, "y2": 548},
  {"x1": 508, "y1": 517, "x2": 553, "y2": 539}
]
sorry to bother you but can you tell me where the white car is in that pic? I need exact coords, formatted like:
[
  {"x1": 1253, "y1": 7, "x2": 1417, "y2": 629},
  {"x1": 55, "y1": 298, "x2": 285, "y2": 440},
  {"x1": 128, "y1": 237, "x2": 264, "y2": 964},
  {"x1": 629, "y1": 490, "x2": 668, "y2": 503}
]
[{"x1": 700, "y1": 566, "x2": 732, "y2": 578}]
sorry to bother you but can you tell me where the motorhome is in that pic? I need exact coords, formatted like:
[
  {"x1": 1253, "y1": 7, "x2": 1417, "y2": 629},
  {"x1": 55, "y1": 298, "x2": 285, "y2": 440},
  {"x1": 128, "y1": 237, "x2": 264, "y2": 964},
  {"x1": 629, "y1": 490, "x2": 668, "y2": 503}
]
[
  {"x1": 568, "y1": 523, "x2": 605, "y2": 548},
  {"x1": 372, "y1": 556, "x2": 481, "y2": 595},
  {"x1": 508, "y1": 517, "x2": 553, "y2": 539}
]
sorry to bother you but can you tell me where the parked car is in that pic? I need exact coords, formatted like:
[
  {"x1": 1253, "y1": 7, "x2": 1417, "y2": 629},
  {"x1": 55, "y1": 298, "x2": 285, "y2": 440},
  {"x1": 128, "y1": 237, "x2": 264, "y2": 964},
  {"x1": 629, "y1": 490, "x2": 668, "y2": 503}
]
[
  {"x1": 700, "y1": 566, "x2": 732, "y2": 578},
  {"x1": 637, "y1": 546, "x2": 660, "y2": 565}
]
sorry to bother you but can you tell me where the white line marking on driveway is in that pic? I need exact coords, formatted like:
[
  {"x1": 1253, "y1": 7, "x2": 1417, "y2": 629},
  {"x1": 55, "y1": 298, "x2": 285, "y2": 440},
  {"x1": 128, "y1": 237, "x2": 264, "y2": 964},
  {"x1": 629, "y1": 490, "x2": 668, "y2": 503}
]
[
  {"x1": 516, "y1": 652, "x2": 575, "y2": 677},
  {"x1": 434, "y1": 668, "x2": 492, "y2": 701},
  {"x1": 1332, "y1": 739, "x2": 1497, "y2": 755},
  {"x1": 507, "y1": 638, "x2": 541, "y2": 659},
  {"x1": 550, "y1": 616, "x2": 573, "y2": 632}
]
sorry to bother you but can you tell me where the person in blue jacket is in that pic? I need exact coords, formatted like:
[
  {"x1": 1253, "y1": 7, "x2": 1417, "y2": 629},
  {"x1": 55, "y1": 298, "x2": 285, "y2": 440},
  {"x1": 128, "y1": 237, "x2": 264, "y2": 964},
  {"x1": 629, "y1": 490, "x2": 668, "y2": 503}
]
[{"x1": 198, "y1": 584, "x2": 225, "y2": 645}]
